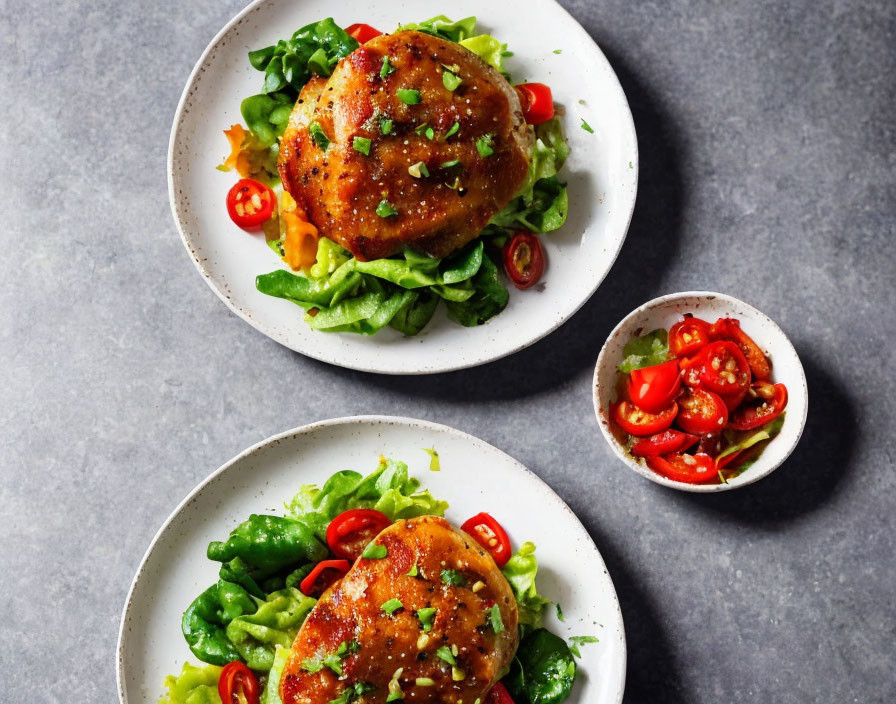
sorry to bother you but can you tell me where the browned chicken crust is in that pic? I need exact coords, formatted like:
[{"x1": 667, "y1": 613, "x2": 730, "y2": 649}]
[
  {"x1": 278, "y1": 31, "x2": 533, "y2": 261},
  {"x1": 280, "y1": 515, "x2": 519, "y2": 704}
]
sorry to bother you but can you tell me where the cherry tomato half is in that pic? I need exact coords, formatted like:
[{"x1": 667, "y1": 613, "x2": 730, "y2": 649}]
[
  {"x1": 631, "y1": 429, "x2": 699, "y2": 457},
  {"x1": 345, "y1": 23, "x2": 383, "y2": 43},
  {"x1": 503, "y1": 232, "x2": 545, "y2": 289},
  {"x1": 676, "y1": 387, "x2": 728, "y2": 434},
  {"x1": 486, "y1": 683, "x2": 516, "y2": 704},
  {"x1": 613, "y1": 400, "x2": 678, "y2": 437},
  {"x1": 326, "y1": 509, "x2": 391, "y2": 561},
  {"x1": 461, "y1": 512, "x2": 512, "y2": 567},
  {"x1": 628, "y1": 359, "x2": 682, "y2": 414},
  {"x1": 646, "y1": 453, "x2": 717, "y2": 484},
  {"x1": 226, "y1": 178, "x2": 276, "y2": 229},
  {"x1": 711, "y1": 318, "x2": 771, "y2": 380},
  {"x1": 514, "y1": 83, "x2": 555, "y2": 124},
  {"x1": 699, "y1": 341, "x2": 751, "y2": 396},
  {"x1": 218, "y1": 661, "x2": 260, "y2": 704},
  {"x1": 669, "y1": 316, "x2": 712, "y2": 358},
  {"x1": 728, "y1": 382, "x2": 788, "y2": 430},
  {"x1": 299, "y1": 559, "x2": 350, "y2": 598}
]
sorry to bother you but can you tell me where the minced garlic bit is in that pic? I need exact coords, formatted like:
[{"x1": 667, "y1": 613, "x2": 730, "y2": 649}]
[{"x1": 471, "y1": 580, "x2": 485, "y2": 593}]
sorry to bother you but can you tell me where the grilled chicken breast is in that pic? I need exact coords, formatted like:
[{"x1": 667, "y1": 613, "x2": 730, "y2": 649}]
[
  {"x1": 280, "y1": 515, "x2": 519, "y2": 704},
  {"x1": 278, "y1": 30, "x2": 533, "y2": 261}
]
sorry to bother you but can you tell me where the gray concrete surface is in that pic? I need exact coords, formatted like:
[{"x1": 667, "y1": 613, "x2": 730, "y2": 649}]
[{"x1": 2, "y1": 0, "x2": 894, "y2": 701}]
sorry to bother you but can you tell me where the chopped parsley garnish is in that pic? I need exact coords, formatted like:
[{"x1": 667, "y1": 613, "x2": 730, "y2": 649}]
[
  {"x1": 324, "y1": 652, "x2": 344, "y2": 676},
  {"x1": 568, "y1": 635, "x2": 599, "y2": 657},
  {"x1": 476, "y1": 134, "x2": 495, "y2": 157},
  {"x1": 309, "y1": 121, "x2": 331, "y2": 150},
  {"x1": 424, "y1": 448, "x2": 440, "y2": 471},
  {"x1": 439, "y1": 160, "x2": 461, "y2": 169},
  {"x1": 301, "y1": 658, "x2": 324, "y2": 673},
  {"x1": 445, "y1": 121, "x2": 460, "y2": 139},
  {"x1": 361, "y1": 542, "x2": 387, "y2": 559},
  {"x1": 416, "y1": 607, "x2": 436, "y2": 632},
  {"x1": 352, "y1": 136, "x2": 372, "y2": 156},
  {"x1": 397, "y1": 88, "x2": 421, "y2": 105},
  {"x1": 408, "y1": 161, "x2": 430, "y2": 178},
  {"x1": 381, "y1": 118, "x2": 393, "y2": 135},
  {"x1": 436, "y1": 645, "x2": 456, "y2": 665},
  {"x1": 329, "y1": 682, "x2": 375, "y2": 704},
  {"x1": 380, "y1": 56, "x2": 395, "y2": 79},
  {"x1": 441, "y1": 569, "x2": 466, "y2": 586},
  {"x1": 442, "y1": 70, "x2": 462, "y2": 91},
  {"x1": 580, "y1": 118, "x2": 595, "y2": 134},
  {"x1": 407, "y1": 562, "x2": 419, "y2": 577},
  {"x1": 488, "y1": 604, "x2": 504, "y2": 633},
  {"x1": 555, "y1": 602, "x2": 565, "y2": 622},
  {"x1": 376, "y1": 200, "x2": 398, "y2": 218},
  {"x1": 381, "y1": 597, "x2": 404, "y2": 615},
  {"x1": 553, "y1": 49, "x2": 563, "y2": 54}
]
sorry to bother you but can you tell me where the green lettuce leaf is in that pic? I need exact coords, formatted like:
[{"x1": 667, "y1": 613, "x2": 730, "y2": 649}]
[
  {"x1": 249, "y1": 18, "x2": 358, "y2": 96},
  {"x1": 505, "y1": 628, "x2": 577, "y2": 704},
  {"x1": 502, "y1": 542, "x2": 552, "y2": 628},
  {"x1": 617, "y1": 329, "x2": 670, "y2": 373},
  {"x1": 445, "y1": 253, "x2": 509, "y2": 326},
  {"x1": 398, "y1": 15, "x2": 478, "y2": 42},
  {"x1": 489, "y1": 119, "x2": 570, "y2": 234},
  {"x1": 389, "y1": 292, "x2": 439, "y2": 335},
  {"x1": 181, "y1": 581, "x2": 255, "y2": 666},
  {"x1": 287, "y1": 458, "x2": 449, "y2": 542},
  {"x1": 225, "y1": 588, "x2": 316, "y2": 671},
  {"x1": 159, "y1": 662, "x2": 222, "y2": 704},
  {"x1": 240, "y1": 93, "x2": 294, "y2": 148},
  {"x1": 260, "y1": 646, "x2": 290, "y2": 704},
  {"x1": 460, "y1": 35, "x2": 508, "y2": 73}
]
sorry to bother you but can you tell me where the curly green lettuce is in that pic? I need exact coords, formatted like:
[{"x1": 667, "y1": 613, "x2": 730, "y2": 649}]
[
  {"x1": 502, "y1": 542, "x2": 553, "y2": 628},
  {"x1": 287, "y1": 457, "x2": 449, "y2": 541},
  {"x1": 159, "y1": 662, "x2": 222, "y2": 704}
]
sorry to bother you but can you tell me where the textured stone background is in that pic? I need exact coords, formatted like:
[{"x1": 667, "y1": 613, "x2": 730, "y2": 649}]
[{"x1": 2, "y1": 0, "x2": 894, "y2": 701}]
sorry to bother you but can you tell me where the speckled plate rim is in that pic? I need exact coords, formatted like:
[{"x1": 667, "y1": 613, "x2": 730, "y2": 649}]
[
  {"x1": 116, "y1": 416, "x2": 627, "y2": 703},
  {"x1": 166, "y1": 0, "x2": 639, "y2": 375},
  {"x1": 592, "y1": 292, "x2": 809, "y2": 493}
]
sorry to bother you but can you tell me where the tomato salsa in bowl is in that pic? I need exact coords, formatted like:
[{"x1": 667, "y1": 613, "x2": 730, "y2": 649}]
[{"x1": 593, "y1": 292, "x2": 808, "y2": 492}]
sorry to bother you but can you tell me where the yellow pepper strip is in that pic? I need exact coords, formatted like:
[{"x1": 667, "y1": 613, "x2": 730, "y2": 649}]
[
  {"x1": 281, "y1": 199, "x2": 320, "y2": 272},
  {"x1": 221, "y1": 124, "x2": 252, "y2": 177}
]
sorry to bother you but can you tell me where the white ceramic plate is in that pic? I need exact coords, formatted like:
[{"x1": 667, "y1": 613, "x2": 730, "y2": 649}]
[
  {"x1": 117, "y1": 417, "x2": 626, "y2": 702},
  {"x1": 169, "y1": 0, "x2": 638, "y2": 374},
  {"x1": 593, "y1": 292, "x2": 809, "y2": 492}
]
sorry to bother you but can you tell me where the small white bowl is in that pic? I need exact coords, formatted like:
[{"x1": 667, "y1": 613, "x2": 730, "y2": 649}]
[{"x1": 593, "y1": 291, "x2": 808, "y2": 492}]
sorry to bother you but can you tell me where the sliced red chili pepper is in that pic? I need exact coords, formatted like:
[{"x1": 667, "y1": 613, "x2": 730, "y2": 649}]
[
  {"x1": 676, "y1": 387, "x2": 728, "y2": 434},
  {"x1": 699, "y1": 341, "x2": 751, "y2": 396},
  {"x1": 612, "y1": 400, "x2": 678, "y2": 437},
  {"x1": 710, "y1": 318, "x2": 772, "y2": 380},
  {"x1": 513, "y1": 83, "x2": 554, "y2": 124},
  {"x1": 325, "y1": 509, "x2": 391, "y2": 561},
  {"x1": 628, "y1": 359, "x2": 682, "y2": 414},
  {"x1": 226, "y1": 178, "x2": 276, "y2": 229},
  {"x1": 669, "y1": 316, "x2": 712, "y2": 358},
  {"x1": 646, "y1": 453, "x2": 717, "y2": 484},
  {"x1": 299, "y1": 559, "x2": 351, "y2": 598},
  {"x1": 486, "y1": 682, "x2": 516, "y2": 704},
  {"x1": 461, "y1": 512, "x2": 512, "y2": 568},
  {"x1": 716, "y1": 450, "x2": 744, "y2": 470},
  {"x1": 218, "y1": 661, "x2": 259, "y2": 704},
  {"x1": 728, "y1": 382, "x2": 788, "y2": 430},
  {"x1": 345, "y1": 23, "x2": 383, "y2": 43},
  {"x1": 631, "y1": 429, "x2": 699, "y2": 457},
  {"x1": 503, "y1": 232, "x2": 545, "y2": 289}
]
